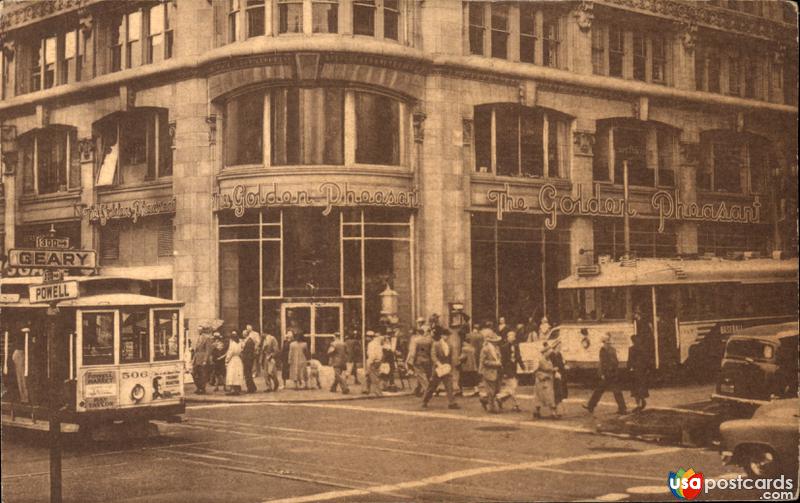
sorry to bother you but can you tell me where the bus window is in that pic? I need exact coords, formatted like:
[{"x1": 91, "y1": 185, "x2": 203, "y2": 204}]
[
  {"x1": 120, "y1": 310, "x2": 149, "y2": 364},
  {"x1": 597, "y1": 288, "x2": 626, "y2": 320},
  {"x1": 154, "y1": 310, "x2": 179, "y2": 361},
  {"x1": 82, "y1": 312, "x2": 114, "y2": 366},
  {"x1": 682, "y1": 285, "x2": 716, "y2": 321}
]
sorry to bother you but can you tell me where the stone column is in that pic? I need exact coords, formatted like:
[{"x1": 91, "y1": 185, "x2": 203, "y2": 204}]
[
  {"x1": 675, "y1": 23, "x2": 697, "y2": 91},
  {"x1": 77, "y1": 136, "x2": 95, "y2": 250},
  {"x1": 676, "y1": 139, "x2": 699, "y2": 254},
  {"x1": 172, "y1": 78, "x2": 217, "y2": 339},
  {"x1": 568, "y1": 1, "x2": 594, "y2": 75},
  {"x1": 570, "y1": 124, "x2": 595, "y2": 272}
]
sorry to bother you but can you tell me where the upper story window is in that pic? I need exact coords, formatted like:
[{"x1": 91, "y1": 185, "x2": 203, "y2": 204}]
[
  {"x1": 353, "y1": 0, "x2": 399, "y2": 40},
  {"x1": 94, "y1": 109, "x2": 173, "y2": 188},
  {"x1": 229, "y1": 0, "x2": 242, "y2": 41},
  {"x1": 728, "y1": 54, "x2": 740, "y2": 95},
  {"x1": 593, "y1": 120, "x2": 676, "y2": 188},
  {"x1": 62, "y1": 29, "x2": 83, "y2": 84},
  {"x1": 14, "y1": 26, "x2": 84, "y2": 95},
  {"x1": 111, "y1": 4, "x2": 174, "y2": 73},
  {"x1": 466, "y1": 2, "x2": 563, "y2": 68},
  {"x1": 20, "y1": 126, "x2": 80, "y2": 196},
  {"x1": 279, "y1": 0, "x2": 304, "y2": 34},
  {"x1": 594, "y1": 23, "x2": 670, "y2": 84},
  {"x1": 147, "y1": 2, "x2": 174, "y2": 63},
  {"x1": 696, "y1": 44, "x2": 722, "y2": 93},
  {"x1": 223, "y1": 87, "x2": 405, "y2": 169},
  {"x1": 313, "y1": 0, "x2": 339, "y2": 33},
  {"x1": 247, "y1": 0, "x2": 267, "y2": 38},
  {"x1": 698, "y1": 131, "x2": 772, "y2": 195},
  {"x1": 473, "y1": 104, "x2": 570, "y2": 179}
]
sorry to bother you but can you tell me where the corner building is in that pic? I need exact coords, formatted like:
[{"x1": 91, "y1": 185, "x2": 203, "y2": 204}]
[{"x1": 2, "y1": 0, "x2": 797, "y2": 349}]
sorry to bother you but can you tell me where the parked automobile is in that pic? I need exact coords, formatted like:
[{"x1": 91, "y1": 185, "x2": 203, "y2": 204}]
[
  {"x1": 713, "y1": 322, "x2": 798, "y2": 405},
  {"x1": 719, "y1": 398, "x2": 799, "y2": 478}
]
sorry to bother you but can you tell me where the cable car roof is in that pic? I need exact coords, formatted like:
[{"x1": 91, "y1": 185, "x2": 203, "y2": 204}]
[
  {"x1": 558, "y1": 258, "x2": 799, "y2": 290},
  {"x1": 1, "y1": 294, "x2": 182, "y2": 309}
]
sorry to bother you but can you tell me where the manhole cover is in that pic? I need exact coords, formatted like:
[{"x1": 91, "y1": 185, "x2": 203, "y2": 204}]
[{"x1": 476, "y1": 425, "x2": 520, "y2": 432}]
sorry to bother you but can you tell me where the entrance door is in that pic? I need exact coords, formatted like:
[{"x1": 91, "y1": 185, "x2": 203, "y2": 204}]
[{"x1": 281, "y1": 303, "x2": 343, "y2": 361}]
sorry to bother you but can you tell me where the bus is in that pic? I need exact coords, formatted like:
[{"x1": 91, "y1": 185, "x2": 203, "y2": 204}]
[
  {"x1": 548, "y1": 256, "x2": 798, "y2": 378},
  {"x1": 1, "y1": 276, "x2": 185, "y2": 439}
]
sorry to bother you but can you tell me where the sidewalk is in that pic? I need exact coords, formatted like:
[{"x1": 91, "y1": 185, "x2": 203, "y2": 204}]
[{"x1": 184, "y1": 367, "x2": 417, "y2": 403}]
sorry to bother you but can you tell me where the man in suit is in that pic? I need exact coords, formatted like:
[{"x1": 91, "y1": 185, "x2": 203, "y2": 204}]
[
  {"x1": 584, "y1": 334, "x2": 627, "y2": 414},
  {"x1": 406, "y1": 318, "x2": 433, "y2": 397},
  {"x1": 479, "y1": 330, "x2": 503, "y2": 413},
  {"x1": 192, "y1": 326, "x2": 214, "y2": 394},
  {"x1": 328, "y1": 332, "x2": 350, "y2": 394},
  {"x1": 260, "y1": 332, "x2": 280, "y2": 392},
  {"x1": 241, "y1": 326, "x2": 259, "y2": 393},
  {"x1": 498, "y1": 330, "x2": 525, "y2": 412},
  {"x1": 422, "y1": 329, "x2": 459, "y2": 409}
]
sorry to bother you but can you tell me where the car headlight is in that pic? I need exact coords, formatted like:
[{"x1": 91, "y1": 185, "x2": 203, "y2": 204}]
[{"x1": 131, "y1": 384, "x2": 146, "y2": 402}]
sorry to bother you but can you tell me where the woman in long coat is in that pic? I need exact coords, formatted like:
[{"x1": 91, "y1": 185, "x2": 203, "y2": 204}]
[
  {"x1": 225, "y1": 332, "x2": 245, "y2": 395},
  {"x1": 288, "y1": 333, "x2": 310, "y2": 390},
  {"x1": 459, "y1": 338, "x2": 479, "y2": 396},
  {"x1": 627, "y1": 333, "x2": 651, "y2": 411},
  {"x1": 549, "y1": 340, "x2": 568, "y2": 413}
]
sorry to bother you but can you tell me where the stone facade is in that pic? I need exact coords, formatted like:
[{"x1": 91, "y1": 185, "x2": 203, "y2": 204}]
[{"x1": 1, "y1": 0, "x2": 797, "y2": 336}]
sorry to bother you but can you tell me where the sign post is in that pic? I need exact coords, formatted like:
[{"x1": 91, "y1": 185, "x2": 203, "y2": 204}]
[{"x1": 47, "y1": 298, "x2": 62, "y2": 503}]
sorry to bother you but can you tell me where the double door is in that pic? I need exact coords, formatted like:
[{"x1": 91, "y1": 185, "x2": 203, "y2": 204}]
[{"x1": 280, "y1": 302, "x2": 342, "y2": 360}]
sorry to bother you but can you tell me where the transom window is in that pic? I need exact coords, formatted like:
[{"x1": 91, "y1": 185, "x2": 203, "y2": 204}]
[
  {"x1": 94, "y1": 109, "x2": 173, "y2": 187},
  {"x1": 473, "y1": 104, "x2": 570, "y2": 179},
  {"x1": 593, "y1": 120, "x2": 676, "y2": 188},
  {"x1": 20, "y1": 126, "x2": 80, "y2": 196},
  {"x1": 223, "y1": 87, "x2": 405, "y2": 168}
]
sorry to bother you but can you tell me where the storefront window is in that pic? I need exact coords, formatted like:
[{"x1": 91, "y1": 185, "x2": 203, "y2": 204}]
[
  {"x1": 355, "y1": 92, "x2": 399, "y2": 165},
  {"x1": 594, "y1": 218, "x2": 677, "y2": 260},
  {"x1": 153, "y1": 310, "x2": 179, "y2": 361},
  {"x1": 219, "y1": 208, "x2": 413, "y2": 344},
  {"x1": 82, "y1": 312, "x2": 115, "y2": 366},
  {"x1": 471, "y1": 212, "x2": 569, "y2": 327},
  {"x1": 120, "y1": 310, "x2": 149, "y2": 363}
]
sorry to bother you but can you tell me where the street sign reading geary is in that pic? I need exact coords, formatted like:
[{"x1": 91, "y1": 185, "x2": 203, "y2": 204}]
[
  {"x1": 28, "y1": 281, "x2": 79, "y2": 304},
  {"x1": 7, "y1": 249, "x2": 97, "y2": 269}
]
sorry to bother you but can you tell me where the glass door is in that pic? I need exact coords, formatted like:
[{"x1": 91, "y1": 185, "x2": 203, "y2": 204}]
[{"x1": 281, "y1": 303, "x2": 342, "y2": 360}]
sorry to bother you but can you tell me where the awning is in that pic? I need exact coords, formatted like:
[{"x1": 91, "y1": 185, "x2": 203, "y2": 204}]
[{"x1": 559, "y1": 258, "x2": 799, "y2": 289}]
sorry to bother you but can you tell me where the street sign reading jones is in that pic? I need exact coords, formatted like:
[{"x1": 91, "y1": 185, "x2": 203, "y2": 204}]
[{"x1": 8, "y1": 249, "x2": 97, "y2": 269}]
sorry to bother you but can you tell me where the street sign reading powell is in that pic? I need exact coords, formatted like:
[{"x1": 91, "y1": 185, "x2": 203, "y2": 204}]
[
  {"x1": 7, "y1": 249, "x2": 97, "y2": 269},
  {"x1": 29, "y1": 281, "x2": 79, "y2": 304}
]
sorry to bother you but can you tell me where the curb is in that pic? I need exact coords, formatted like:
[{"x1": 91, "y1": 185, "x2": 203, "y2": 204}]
[{"x1": 185, "y1": 390, "x2": 415, "y2": 405}]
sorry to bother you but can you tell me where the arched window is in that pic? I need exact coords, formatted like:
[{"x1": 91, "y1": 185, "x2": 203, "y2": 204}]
[
  {"x1": 593, "y1": 119, "x2": 677, "y2": 188},
  {"x1": 93, "y1": 108, "x2": 173, "y2": 187},
  {"x1": 473, "y1": 104, "x2": 569, "y2": 179},
  {"x1": 19, "y1": 126, "x2": 79, "y2": 195}
]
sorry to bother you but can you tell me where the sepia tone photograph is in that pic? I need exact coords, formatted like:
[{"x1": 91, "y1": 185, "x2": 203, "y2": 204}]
[{"x1": 0, "y1": 0, "x2": 797, "y2": 501}]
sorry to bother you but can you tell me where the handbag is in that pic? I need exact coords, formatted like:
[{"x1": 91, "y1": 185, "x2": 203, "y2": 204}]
[
  {"x1": 435, "y1": 363, "x2": 452, "y2": 377},
  {"x1": 379, "y1": 362, "x2": 391, "y2": 375}
]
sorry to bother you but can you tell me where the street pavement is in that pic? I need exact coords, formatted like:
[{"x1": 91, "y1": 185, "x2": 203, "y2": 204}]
[{"x1": 2, "y1": 384, "x2": 797, "y2": 502}]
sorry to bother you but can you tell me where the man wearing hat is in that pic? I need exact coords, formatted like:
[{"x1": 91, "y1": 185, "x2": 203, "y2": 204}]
[
  {"x1": 478, "y1": 330, "x2": 503, "y2": 413},
  {"x1": 328, "y1": 332, "x2": 350, "y2": 394},
  {"x1": 422, "y1": 328, "x2": 459, "y2": 409},
  {"x1": 363, "y1": 331, "x2": 384, "y2": 396},
  {"x1": 192, "y1": 325, "x2": 214, "y2": 394},
  {"x1": 584, "y1": 333, "x2": 627, "y2": 414},
  {"x1": 406, "y1": 317, "x2": 433, "y2": 397}
]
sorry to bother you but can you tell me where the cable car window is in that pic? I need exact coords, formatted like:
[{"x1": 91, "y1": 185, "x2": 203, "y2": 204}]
[
  {"x1": 154, "y1": 310, "x2": 179, "y2": 361},
  {"x1": 82, "y1": 312, "x2": 114, "y2": 365},
  {"x1": 120, "y1": 310, "x2": 149, "y2": 363}
]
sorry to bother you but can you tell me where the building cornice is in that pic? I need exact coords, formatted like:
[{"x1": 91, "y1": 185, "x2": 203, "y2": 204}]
[
  {"x1": 1, "y1": 0, "x2": 101, "y2": 32},
  {"x1": 596, "y1": 0, "x2": 797, "y2": 43}
]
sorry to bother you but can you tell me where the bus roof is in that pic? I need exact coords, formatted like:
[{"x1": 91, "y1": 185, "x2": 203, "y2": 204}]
[
  {"x1": 728, "y1": 321, "x2": 799, "y2": 341},
  {"x1": 1, "y1": 294, "x2": 182, "y2": 309},
  {"x1": 558, "y1": 258, "x2": 798, "y2": 290}
]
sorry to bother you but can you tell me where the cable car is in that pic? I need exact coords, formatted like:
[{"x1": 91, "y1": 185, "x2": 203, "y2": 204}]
[{"x1": 1, "y1": 276, "x2": 185, "y2": 439}]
